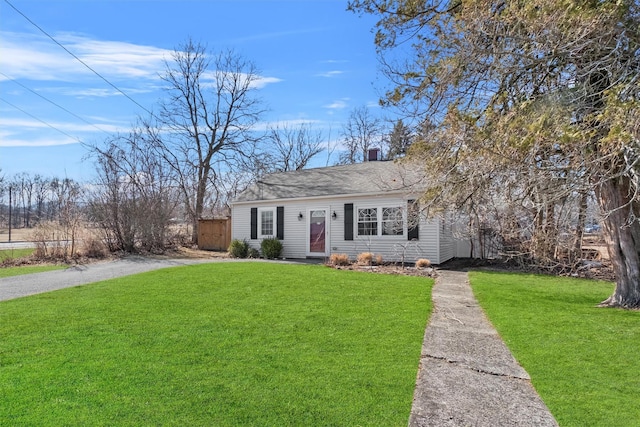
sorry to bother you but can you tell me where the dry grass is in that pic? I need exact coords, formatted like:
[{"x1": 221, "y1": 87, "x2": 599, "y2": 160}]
[
  {"x1": 356, "y1": 252, "x2": 384, "y2": 266},
  {"x1": 416, "y1": 259, "x2": 431, "y2": 268},
  {"x1": 0, "y1": 228, "x2": 34, "y2": 242},
  {"x1": 356, "y1": 252, "x2": 374, "y2": 265},
  {"x1": 328, "y1": 253, "x2": 351, "y2": 266}
]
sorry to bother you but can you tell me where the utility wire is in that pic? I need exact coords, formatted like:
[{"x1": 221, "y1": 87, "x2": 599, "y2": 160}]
[
  {"x1": 0, "y1": 97, "x2": 83, "y2": 144},
  {"x1": 3, "y1": 0, "x2": 155, "y2": 118},
  {"x1": 1, "y1": 72, "x2": 113, "y2": 137}
]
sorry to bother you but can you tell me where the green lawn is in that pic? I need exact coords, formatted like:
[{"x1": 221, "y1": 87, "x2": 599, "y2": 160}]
[
  {"x1": 470, "y1": 271, "x2": 640, "y2": 427},
  {"x1": 0, "y1": 248, "x2": 65, "y2": 277},
  {"x1": 0, "y1": 248, "x2": 34, "y2": 261},
  {"x1": 0, "y1": 265, "x2": 67, "y2": 278},
  {"x1": 0, "y1": 263, "x2": 432, "y2": 426}
]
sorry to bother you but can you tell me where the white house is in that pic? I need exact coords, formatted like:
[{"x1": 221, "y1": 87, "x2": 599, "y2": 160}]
[{"x1": 230, "y1": 159, "x2": 457, "y2": 264}]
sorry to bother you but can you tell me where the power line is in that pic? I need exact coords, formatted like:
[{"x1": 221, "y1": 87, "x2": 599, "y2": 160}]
[
  {"x1": 0, "y1": 72, "x2": 113, "y2": 137},
  {"x1": 3, "y1": 0, "x2": 155, "y2": 118},
  {"x1": 0, "y1": 97, "x2": 83, "y2": 144}
]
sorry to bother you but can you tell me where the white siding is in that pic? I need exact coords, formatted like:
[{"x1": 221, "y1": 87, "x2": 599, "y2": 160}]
[
  {"x1": 232, "y1": 193, "x2": 457, "y2": 264},
  {"x1": 231, "y1": 201, "x2": 308, "y2": 259},
  {"x1": 438, "y1": 219, "x2": 456, "y2": 263}
]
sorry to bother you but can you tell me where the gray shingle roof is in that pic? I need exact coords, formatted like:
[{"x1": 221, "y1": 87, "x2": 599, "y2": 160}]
[{"x1": 233, "y1": 160, "x2": 426, "y2": 202}]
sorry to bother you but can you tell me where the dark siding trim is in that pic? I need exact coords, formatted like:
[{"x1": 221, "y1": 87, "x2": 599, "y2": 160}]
[
  {"x1": 344, "y1": 203, "x2": 354, "y2": 241},
  {"x1": 276, "y1": 206, "x2": 284, "y2": 240},
  {"x1": 250, "y1": 207, "x2": 258, "y2": 240},
  {"x1": 407, "y1": 200, "x2": 419, "y2": 241}
]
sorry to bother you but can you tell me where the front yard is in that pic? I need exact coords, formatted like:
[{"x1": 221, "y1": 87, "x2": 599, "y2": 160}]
[
  {"x1": 471, "y1": 271, "x2": 640, "y2": 426},
  {"x1": 0, "y1": 263, "x2": 432, "y2": 426}
]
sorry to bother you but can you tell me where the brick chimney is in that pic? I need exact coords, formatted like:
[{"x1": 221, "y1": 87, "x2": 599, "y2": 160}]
[{"x1": 367, "y1": 148, "x2": 381, "y2": 161}]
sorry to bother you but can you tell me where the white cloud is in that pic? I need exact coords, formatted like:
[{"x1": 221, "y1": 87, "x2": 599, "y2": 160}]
[
  {"x1": 0, "y1": 117, "x2": 123, "y2": 147},
  {"x1": 1, "y1": 30, "x2": 282, "y2": 93},
  {"x1": 316, "y1": 70, "x2": 344, "y2": 78},
  {"x1": 0, "y1": 31, "x2": 282, "y2": 148},
  {"x1": 200, "y1": 70, "x2": 282, "y2": 90},
  {"x1": 0, "y1": 134, "x2": 78, "y2": 147},
  {"x1": 324, "y1": 98, "x2": 350, "y2": 110},
  {"x1": 0, "y1": 117, "x2": 120, "y2": 133},
  {"x1": 251, "y1": 76, "x2": 282, "y2": 89},
  {"x1": 0, "y1": 31, "x2": 170, "y2": 83}
]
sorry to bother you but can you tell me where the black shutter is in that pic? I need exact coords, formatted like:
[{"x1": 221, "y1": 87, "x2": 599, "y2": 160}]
[
  {"x1": 250, "y1": 207, "x2": 258, "y2": 240},
  {"x1": 276, "y1": 206, "x2": 284, "y2": 240},
  {"x1": 344, "y1": 203, "x2": 354, "y2": 241},
  {"x1": 407, "y1": 200, "x2": 419, "y2": 241}
]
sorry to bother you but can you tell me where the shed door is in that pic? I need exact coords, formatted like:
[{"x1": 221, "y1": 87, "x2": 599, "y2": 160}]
[{"x1": 307, "y1": 209, "x2": 328, "y2": 256}]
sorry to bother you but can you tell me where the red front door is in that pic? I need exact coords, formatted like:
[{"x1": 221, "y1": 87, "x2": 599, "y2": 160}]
[{"x1": 309, "y1": 209, "x2": 326, "y2": 254}]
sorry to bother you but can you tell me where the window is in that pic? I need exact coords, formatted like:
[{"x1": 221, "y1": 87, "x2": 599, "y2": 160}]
[
  {"x1": 259, "y1": 208, "x2": 275, "y2": 237},
  {"x1": 357, "y1": 206, "x2": 405, "y2": 237},
  {"x1": 382, "y1": 207, "x2": 404, "y2": 235},
  {"x1": 358, "y1": 208, "x2": 378, "y2": 236}
]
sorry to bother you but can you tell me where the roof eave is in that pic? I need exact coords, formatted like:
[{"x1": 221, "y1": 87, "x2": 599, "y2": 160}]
[{"x1": 230, "y1": 188, "x2": 424, "y2": 206}]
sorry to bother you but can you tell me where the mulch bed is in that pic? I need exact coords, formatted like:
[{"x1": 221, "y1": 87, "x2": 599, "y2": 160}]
[
  {"x1": 329, "y1": 263, "x2": 436, "y2": 278},
  {"x1": 328, "y1": 257, "x2": 615, "y2": 282}
]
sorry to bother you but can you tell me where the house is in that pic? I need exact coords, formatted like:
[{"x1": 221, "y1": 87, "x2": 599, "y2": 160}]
[{"x1": 230, "y1": 159, "x2": 457, "y2": 264}]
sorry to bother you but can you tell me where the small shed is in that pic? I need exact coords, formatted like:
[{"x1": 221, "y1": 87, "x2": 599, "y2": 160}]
[{"x1": 198, "y1": 217, "x2": 231, "y2": 251}]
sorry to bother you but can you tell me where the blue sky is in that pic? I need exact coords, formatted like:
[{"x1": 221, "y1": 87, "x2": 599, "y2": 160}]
[{"x1": 0, "y1": 0, "x2": 384, "y2": 181}]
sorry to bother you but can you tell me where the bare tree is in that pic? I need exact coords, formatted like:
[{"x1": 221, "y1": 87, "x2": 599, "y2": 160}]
[
  {"x1": 260, "y1": 123, "x2": 324, "y2": 173},
  {"x1": 32, "y1": 175, "x2": 49, "y2": 224},
  {"x1": 30, "y1": 177, "x2": 84, "y2": 259},
  {"x1": 155, "y1": 39, "x2": 265, "y2": 242},
  {"x1": 350, "y1": 0, "x2": 640, "y2": 307},
  {"x1": 0, "y1": 171, "x2": 5, "y2": 231},
  {"x1": 89, "y1": 125, "x2": 179, "y2": 253},
  {"x1": 13, "y1": 173, "x2": 34, "y2": 228},
  {"x1": 339, "y1": 106, "x2": 385, "y2": 164}
]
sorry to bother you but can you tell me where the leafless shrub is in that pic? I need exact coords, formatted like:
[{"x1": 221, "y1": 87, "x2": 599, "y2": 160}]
[
  {"x1": 31, "y1": 221, "x2": 74, "y2": 260},
  {"x1": 89, "y1": 125, "x2": 178, "y2": 254},
  {"x1": 78, "y1": 229, "x2": 108, "y2": 259}
]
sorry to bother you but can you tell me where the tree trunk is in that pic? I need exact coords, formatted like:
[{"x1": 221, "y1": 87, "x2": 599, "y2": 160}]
[
  {"x1": 596, "y1": 176, "x2": 640, "y2": 308},
  {"x1": 575, "y1": 192, "x2": 588, "y2": 252},
  {"x1": 192, "y1": 176, "x2": 208, "y2": 244}
]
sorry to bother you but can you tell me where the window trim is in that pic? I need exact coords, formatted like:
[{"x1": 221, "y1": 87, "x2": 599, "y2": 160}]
[
  {"x1": 357, "y1": 207, "x2": 378, "y2": 236},
  {"x1": 381, "y1": 206, "x2": 404, "y2": 236},
  {"x1": 356, "y1": 205, "x2": 406, "y2": 238},
  {"x1": 258, "y1": 207, "x2": 276, "y2": 238}
]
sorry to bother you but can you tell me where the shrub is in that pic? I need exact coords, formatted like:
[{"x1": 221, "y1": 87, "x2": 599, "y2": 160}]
[
  {"x1": 228, "y1": 239, "x2": 249, "y2": 258},
  {"x1": 261, "y1": 238, "x2": 283, "y2": 259},
  {"x1": 81, "y1": 235, "x2": 109, "y2": 259},
  {"x1": 248, "y1": 247, "x2": 260, "y2": 259},
  {"x1": 416, "y1": 258, "x2": 432, "y2": 268},
  {"x1": 357, "y1": 252, "x2": 374, "y2": 266},
  {"x1": 328, "y1": 253, "x2": 351, "y2": 266},
  {"x1": 375, "y1": 254, "x2": 384, "y2": 265}
]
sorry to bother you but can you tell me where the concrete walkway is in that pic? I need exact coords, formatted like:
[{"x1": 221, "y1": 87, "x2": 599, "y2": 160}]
[{"x1": 409, "y1": 269, "x2": 558, "y2": 426}]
